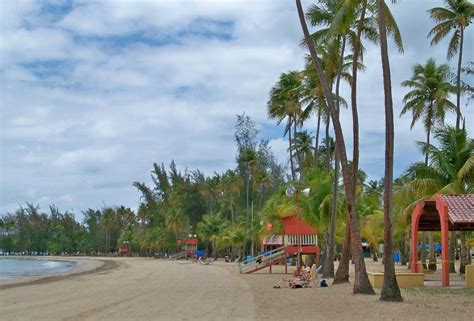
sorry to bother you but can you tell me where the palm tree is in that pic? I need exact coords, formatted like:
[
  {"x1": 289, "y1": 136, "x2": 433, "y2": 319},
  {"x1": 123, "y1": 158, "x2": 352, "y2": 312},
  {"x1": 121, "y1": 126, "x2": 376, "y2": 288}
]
[
  {"x1": 296, "y1": 0, "x2": 375, "y2": 295},
  {"x1": 293, "y1": 131, "x2": 315, "y2": 174},
  {"x1": 401, "y1": 58, "x2": 456, "y2": 270},
  {"x1": 268, "y1": 71, "x2": 303, "y2": 181},
  {"x1": 405, "y1": 126, "x2": 473, "y2": 197},
  {"x1": 322, "y1": 0, "x2": 403, "y2": 285},
  {"x1": 428, "y1": 0, "x2": 474, "y2": 129},
  {"x1": 198, "y1": 213, "x2": 227, "y2": 259},
  {"x1": 377, "y1": 0, "x2": 403, "y2": 302},
  {"x1": 401, "y1": 58, "x2": 456, "y2": 164},
  {"x1": 165, "y1": 208, "x2": 187, "y2": 248}
]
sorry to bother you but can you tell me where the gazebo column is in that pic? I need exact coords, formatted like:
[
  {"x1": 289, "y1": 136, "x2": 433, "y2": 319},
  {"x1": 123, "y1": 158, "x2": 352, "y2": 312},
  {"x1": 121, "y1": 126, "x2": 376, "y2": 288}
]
[
  {"x1": 440, "y1": 218, "x2": 449, "y2": 287},
  {"x1": 410, "y1": 226, "x2": 418, "y2": 273},
  {"x1": 411, "y1": 204, "x2": 421, "y2": 273}
]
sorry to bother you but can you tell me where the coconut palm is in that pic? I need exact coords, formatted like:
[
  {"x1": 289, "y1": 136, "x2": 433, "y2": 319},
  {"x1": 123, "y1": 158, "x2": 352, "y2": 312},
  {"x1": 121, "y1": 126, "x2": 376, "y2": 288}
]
[
  {"x1": 427, "y1": 0, "x2": 474, "y2": 129},
  {"x1": 401, "y1": 58, "x2": 456, "y2": 164},
  {"x1": 405, "y1": 126, "x2": 473, "y2": 196},
  {"x1": 296, "y1": 0, "x2": 375, "y2": 295},
  {"x1": 268, "y1": 71, "x2": 303, "y2": 181},
  {"x1": 316, "y1": 0, "x2": 403, "y2": 285},
  {"x1": 377, "y1": 0, "x2": 403, "y2": 302},
  {"x1": 197, "y1": 213, "x2": 227, "y2": 259},
  {"x1": 293, "y1": 131, "x2": 315, "y2": 173}
]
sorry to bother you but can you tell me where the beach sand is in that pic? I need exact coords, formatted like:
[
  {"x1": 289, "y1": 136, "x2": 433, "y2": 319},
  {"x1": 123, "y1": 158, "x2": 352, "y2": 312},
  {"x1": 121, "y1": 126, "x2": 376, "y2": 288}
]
[{"x1": 1, "y1": 257, "x2": 472, "y2": 321}]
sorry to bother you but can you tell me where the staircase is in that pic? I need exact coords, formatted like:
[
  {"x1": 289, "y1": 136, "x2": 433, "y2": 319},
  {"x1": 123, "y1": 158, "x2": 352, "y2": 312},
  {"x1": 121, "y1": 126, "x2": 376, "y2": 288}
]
[
  {"x1": 239, "y1": 246, "x2": 286, "y2": 274},
  {"x1": 169, "y1": 251, "x2": 187, "y2": 260}
]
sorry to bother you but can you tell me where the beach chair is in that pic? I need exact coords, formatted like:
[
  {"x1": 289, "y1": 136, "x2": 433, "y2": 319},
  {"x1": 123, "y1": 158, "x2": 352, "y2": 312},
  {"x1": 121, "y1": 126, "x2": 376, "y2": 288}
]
[
  {"x1": 273, "y1": 264, "x2": 317, "y2": 289},
  {"x1": 199, "y1": 258, "x2": 214, "y2": 265},
  {"x1": 295, "y1": 264, "x2": 317, "y2": 288}
]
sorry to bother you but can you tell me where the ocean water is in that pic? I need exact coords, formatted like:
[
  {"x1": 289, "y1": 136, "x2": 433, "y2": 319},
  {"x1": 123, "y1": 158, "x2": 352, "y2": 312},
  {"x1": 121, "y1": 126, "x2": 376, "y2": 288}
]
[{"x1": 0, "y1": 258, "x2": 75, "y2": 280}]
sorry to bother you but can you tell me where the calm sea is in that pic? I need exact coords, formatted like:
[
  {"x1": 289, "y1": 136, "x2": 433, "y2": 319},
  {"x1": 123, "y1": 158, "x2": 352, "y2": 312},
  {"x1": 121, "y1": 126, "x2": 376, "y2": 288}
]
[{"x1": 0, "y1": 258, "x2": 75, "y2": 280}]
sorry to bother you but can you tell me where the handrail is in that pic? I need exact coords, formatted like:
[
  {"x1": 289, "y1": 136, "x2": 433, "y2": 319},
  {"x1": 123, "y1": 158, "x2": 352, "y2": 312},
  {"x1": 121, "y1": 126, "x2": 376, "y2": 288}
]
[{"x1": 239, "y1": 246, "x2": 286, "y2": 273}]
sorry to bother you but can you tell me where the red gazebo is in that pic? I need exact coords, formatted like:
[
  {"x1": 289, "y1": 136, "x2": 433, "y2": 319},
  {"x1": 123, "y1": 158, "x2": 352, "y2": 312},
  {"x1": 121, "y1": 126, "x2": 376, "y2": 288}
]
[{"x1": 410, "y1": 194, "x2": 474, "y2": 287}]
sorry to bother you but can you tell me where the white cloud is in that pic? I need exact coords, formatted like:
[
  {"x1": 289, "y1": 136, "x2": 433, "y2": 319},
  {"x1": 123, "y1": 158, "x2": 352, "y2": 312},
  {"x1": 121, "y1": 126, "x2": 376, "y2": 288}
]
[{"x1": 0, "y1": 0, "x2": 472, "y2": 216}]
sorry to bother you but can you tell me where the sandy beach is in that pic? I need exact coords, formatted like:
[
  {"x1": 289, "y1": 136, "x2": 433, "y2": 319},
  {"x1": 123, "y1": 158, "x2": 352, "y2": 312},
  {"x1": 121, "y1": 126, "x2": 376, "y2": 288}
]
[{"x1": 1, "y1": 257, "x2": 473, "y2": 321}]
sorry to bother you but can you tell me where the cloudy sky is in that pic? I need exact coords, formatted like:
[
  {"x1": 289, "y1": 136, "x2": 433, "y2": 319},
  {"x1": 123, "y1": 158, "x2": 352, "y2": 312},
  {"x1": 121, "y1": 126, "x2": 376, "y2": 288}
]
[{"x1": 0, "y1": 0, "x2": 472, "y2": 217}]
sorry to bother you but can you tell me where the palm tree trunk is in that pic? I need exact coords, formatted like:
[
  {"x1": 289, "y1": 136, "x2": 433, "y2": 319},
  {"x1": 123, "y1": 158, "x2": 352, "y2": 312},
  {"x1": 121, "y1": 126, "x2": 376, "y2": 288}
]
[
  {"x1": 288, "y1": 117, "x2": 296, "y2": 181},
  {"x1": 296, "y1": 0, "x2": 375, "y2": 295},
  {"x1": 294, "y1": 117, "x2": 302, "y2": 175},
  {"x1": 449, "y1": 231, "x2": 456, "y2": 273},
  {"x1": 325, "y1": 110, "x2": 331, "y2": 173},
  {"x1": 323, "y1": 160, "x2": 338, "y2": 278},
  {"x1": 459, "y1": 231, "x2": 467, "y2": 274},
  {"x1": 428, "y1": 232, "x2": 437, "y2": 271},
  {"x1": 378, "y1": 0, "x2": 402, "y2": 302},
  {"x1": 324, "y1": 35, "x2": 346, "y2": 279},
  {"x1": 351, "y1": 0, "x2": 367, "y2": 200},
  {"x1": 423, "y1": 124, "x2": 432, "y2": 270},
  {"x1": 314, "y1": 107, "x2": 321, "y2": 167},
  {"x1": 334, "y1": 2, "x2": 367, "y2": 285},
  {"x1": 455, "y1": 26, "x2": 464, "y2": 130},
  {"x1": 334, "y1": 217, "x2": 351, "y2": 284},
  {"x1": 420, "y1": 232, "x2": 427, "y2": 269}
]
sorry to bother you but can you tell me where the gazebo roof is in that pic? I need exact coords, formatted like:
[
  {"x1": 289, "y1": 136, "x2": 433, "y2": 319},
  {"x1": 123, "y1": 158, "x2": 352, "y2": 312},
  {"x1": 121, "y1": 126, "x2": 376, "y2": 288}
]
[
  {"x1": 416, "y1": 194, "x2": 474, "y2": 231},
  {"x1": 441, "y1": 194, "x2": 474, "y2": 223}
]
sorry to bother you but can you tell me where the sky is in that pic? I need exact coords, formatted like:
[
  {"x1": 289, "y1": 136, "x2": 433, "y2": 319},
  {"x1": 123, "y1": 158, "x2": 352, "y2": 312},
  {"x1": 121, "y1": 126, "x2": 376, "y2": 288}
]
[{"x1": 0, "y1": 0, "x2": 472, "y2": 217}]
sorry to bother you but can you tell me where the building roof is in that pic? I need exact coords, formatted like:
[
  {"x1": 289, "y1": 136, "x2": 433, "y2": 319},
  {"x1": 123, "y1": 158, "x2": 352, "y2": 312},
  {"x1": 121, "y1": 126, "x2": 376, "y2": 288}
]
[
  {"x1": 282, "y1": 216, "x2": 317, "y2": 235},
  {"x1": 440, "y1": 194, "x2": 474, "y2": 224}
]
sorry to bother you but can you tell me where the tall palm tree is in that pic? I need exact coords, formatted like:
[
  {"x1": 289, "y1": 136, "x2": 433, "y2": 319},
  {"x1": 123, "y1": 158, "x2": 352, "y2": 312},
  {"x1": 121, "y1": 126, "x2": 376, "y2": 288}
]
[
  {"x1": 268, "y1": 71, "x2": 303, "y2": 181},
  {"x1": 322, "y1": 0, "x2": 403, "y2": 285},
  {"x1": 377, "y1": 0, "x2": 403, "y2": 302},
  {"x1": 296, "y1": 0, "x2": 375, "y2": 295},
  {"x1": 401, "y1": 58, "x2": 456, "y2": 164},
  {"x1": 428, "y1": 0, "x2": 474, "y2": 129},
  {"x1": 302, "y1": 38, "x2": 353, "y2": 279},
  {"x1": 401, "y1": 58, "x2": 456, "y2": 270}
]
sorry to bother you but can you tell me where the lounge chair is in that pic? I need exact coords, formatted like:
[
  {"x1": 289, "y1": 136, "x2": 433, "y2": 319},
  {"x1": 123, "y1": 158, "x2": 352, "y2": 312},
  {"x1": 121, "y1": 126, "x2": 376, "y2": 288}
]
[
  {"x1": 199, "y1": 257, "x2": 214, "y2": 265},
  {"x1": 273, "y1": 264, "x2": 317, "y2": 289},
  {"x1": 293, "y1": 264, "x2": 317, "y2": 288}
]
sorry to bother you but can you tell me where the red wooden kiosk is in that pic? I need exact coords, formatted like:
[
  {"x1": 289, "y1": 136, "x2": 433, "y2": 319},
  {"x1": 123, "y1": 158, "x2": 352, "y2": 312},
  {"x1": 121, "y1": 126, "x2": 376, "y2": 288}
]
[
  {"x1": 258, "y1": 215, "x2": 319, "y2": 274},
  {"x1": 184, "y1": 238, "x2": 198, "y2": 257},
  {"x1": 410, "y1": 194, "x2": 474, "y2": 287}
]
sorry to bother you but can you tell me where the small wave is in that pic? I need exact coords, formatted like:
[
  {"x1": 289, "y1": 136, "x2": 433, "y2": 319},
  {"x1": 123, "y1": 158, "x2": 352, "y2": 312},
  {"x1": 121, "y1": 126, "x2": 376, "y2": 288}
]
[{"x1": 42, "y1": 261, "x2": 61, "y2": 268}]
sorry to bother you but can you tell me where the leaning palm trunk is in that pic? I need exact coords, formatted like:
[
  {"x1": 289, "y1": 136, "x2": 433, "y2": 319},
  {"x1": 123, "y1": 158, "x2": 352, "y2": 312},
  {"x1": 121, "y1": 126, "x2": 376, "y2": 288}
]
[
  {"x1": 333, "y1": 219, "x2": 351, "y2": 284},
  {"x1": 296, "y1": 0, "x2": 375, "y2": 295},
  {"x1": 378, "y1": 0, "x2": 402, "y2": 302}
]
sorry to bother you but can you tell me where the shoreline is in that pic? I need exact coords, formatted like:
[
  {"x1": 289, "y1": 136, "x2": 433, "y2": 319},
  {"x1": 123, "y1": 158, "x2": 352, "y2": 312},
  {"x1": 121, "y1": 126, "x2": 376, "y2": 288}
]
[{"x1": 0, "y1": 257, "x2": 119, "y2": 290}]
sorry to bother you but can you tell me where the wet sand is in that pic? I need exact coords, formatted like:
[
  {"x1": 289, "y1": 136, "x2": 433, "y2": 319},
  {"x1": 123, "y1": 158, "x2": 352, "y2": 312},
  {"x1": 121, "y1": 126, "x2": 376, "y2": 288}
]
[{"x1": 1, "y1": 257, "x2": 472, "y2": 321}]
